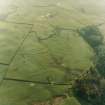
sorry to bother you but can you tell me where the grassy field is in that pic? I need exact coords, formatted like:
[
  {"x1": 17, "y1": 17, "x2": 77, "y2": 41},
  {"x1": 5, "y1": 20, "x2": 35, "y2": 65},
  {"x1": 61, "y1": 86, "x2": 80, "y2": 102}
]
[{"x1": 0, "y1": 0, "x2": 105, "y2": 105}]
